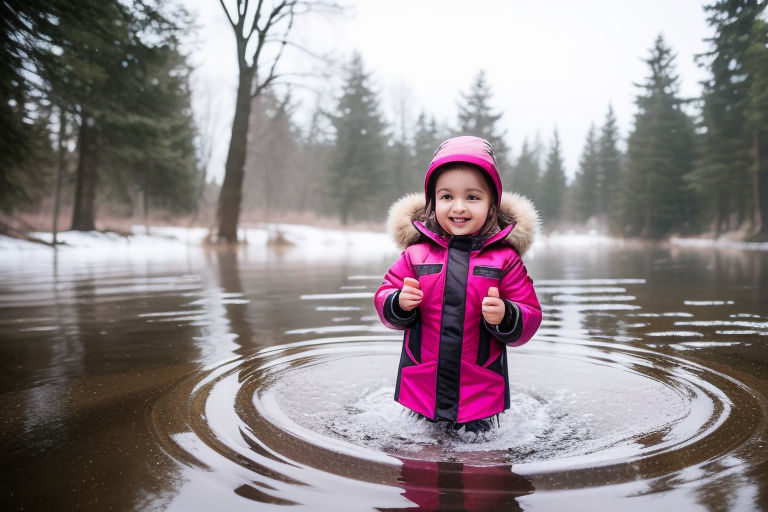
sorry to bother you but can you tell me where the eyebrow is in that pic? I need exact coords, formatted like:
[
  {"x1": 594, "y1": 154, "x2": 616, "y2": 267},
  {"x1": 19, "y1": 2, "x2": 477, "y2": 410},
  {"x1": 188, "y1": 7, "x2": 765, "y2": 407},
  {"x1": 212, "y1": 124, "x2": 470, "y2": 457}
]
[{"x1": 436, "y1": 187, "x2": 487, "y2": 194}]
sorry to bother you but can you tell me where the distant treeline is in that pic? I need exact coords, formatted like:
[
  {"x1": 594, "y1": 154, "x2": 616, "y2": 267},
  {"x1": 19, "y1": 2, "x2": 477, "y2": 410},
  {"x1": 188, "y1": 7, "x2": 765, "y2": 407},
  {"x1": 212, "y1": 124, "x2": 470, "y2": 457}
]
[{"x1": 2, "y1": 1, "x2": 767, "y2": 240}]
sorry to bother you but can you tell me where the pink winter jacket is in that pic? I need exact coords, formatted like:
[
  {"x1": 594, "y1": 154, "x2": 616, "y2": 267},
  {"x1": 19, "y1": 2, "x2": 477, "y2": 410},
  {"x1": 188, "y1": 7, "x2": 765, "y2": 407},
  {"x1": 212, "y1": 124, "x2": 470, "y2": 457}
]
[{"x1": 375, "y1": 192, "x2": 542, "y2": 423}]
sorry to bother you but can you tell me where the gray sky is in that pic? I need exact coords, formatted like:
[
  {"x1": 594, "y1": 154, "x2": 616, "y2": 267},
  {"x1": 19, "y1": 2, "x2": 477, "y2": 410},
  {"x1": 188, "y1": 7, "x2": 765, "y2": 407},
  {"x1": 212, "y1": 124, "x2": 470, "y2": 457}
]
[{"x1": 189, "y1": 0, "x2": 712, "y2": 183}]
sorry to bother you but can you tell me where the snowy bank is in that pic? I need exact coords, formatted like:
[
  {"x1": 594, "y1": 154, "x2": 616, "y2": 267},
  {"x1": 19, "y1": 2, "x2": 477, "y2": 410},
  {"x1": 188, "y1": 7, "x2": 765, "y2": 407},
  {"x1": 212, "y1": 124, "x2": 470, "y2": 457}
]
[
  {"x1": 670, "y1": 236, "x2": 768, "y2": 251},
  {"x1": 3, "y1": 225, "x2": 767, "y2": 260},
  {"x1": 0, "y1": 224, "x2": 397, "y2": 264}
]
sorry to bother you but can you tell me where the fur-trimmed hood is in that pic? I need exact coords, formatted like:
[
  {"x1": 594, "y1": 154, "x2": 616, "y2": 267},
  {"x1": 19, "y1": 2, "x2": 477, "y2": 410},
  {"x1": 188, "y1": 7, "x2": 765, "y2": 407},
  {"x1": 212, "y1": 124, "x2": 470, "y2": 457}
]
[{"x1": 387, "y1": 192, "x2": 540, "y2": 256}]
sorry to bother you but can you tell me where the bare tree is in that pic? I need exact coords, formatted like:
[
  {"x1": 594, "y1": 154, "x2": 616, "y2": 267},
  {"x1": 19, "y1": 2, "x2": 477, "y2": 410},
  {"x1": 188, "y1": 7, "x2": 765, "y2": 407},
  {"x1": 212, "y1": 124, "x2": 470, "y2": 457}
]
[{"x1": 215, "y1": 0, "x2": 330, "y2": 243}]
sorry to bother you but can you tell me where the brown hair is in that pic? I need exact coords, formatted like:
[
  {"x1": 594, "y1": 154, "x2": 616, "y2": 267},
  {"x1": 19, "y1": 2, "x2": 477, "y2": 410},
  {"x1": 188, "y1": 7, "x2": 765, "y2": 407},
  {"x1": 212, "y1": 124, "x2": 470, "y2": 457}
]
[{"x1": 423, "y1": 163, "x2": 513, "y2": 240}]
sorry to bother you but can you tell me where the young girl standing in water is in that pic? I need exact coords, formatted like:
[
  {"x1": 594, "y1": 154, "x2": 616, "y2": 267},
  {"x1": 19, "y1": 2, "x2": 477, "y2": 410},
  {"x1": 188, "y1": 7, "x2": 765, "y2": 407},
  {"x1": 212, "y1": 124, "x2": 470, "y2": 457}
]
[{"x1": 375, "y1": 136, "x2": 542, "y2": 433}]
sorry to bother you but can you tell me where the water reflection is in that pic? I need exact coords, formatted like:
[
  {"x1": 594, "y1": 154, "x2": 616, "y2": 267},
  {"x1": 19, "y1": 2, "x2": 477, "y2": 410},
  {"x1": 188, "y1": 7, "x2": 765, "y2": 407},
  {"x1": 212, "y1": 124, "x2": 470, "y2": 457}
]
[
  {"x1": 1, "y1": 239, "x2": 768, "y2": 510},
  {"x1": 389, "y1": 460, "x2": 533, "y2": 511}
]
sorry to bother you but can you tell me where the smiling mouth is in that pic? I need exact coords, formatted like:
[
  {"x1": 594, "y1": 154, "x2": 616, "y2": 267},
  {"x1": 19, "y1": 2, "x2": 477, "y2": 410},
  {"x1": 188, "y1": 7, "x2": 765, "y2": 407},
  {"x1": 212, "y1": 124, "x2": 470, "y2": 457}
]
[{"x1": 450, "y1": 217, "x2": 470, "y2": 225}]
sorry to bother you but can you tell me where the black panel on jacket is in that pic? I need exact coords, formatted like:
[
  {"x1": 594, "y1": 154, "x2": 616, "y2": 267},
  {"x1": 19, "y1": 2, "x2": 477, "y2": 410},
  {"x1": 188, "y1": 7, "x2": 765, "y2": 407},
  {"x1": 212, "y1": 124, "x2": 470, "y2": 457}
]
[{"x1": 435, "y1": 235, "x2": 472, "y2": 421}]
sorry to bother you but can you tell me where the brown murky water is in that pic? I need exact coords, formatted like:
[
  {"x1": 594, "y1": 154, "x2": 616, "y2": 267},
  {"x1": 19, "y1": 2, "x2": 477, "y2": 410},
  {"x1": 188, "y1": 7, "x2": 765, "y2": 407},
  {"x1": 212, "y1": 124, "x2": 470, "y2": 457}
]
[{"x1": 1, "y1": 237, "x2": 767, "y2": 511}]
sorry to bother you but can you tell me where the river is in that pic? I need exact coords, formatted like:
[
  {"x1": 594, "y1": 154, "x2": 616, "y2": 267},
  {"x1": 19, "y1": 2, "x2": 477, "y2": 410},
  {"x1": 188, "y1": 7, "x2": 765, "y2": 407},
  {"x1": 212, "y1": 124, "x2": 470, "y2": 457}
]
[{"x1": 1, "y1": 230, "x2": 767, "y2": 511}]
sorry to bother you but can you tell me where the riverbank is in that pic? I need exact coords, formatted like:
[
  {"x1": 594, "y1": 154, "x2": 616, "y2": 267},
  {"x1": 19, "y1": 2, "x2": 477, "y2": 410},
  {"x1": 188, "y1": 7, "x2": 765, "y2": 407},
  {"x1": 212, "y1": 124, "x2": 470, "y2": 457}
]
[{"x1": 3, "y1": 224, "x2": 768, "y2": 253}]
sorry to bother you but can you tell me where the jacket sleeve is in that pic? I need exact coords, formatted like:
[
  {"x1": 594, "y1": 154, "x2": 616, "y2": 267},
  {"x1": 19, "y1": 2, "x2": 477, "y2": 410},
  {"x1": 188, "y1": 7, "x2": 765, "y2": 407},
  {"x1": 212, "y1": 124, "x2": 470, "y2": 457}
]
[
  {"x1": 375, "y1": 250, "x2": 418, "y2": 330},
  {"x1": 484, "y1": 252, "x2": 542, "y2": 346}
]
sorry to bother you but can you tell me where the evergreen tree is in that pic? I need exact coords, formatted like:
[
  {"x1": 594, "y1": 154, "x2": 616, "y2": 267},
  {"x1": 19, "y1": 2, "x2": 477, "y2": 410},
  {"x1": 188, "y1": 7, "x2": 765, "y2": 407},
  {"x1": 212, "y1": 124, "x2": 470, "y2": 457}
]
[
  {"x1": 1, "y1": 1, "x2": 59, "y2": 212},
  {"x1": 413, "y1": 111, "x2": 441, "y2": 181},
  {"x1": 388, "y1": 86, "x2": 418, "y2": 199},
  {"x1": 597, "y1": 104, "x2": 623, "y2": 220},
  {"x1": 109, "y1": 39, "x2": 200, "y2": 220},
  {"x1": 508, "y1": 138, "x2": 540, "y2": 204},
  {"x1": 744, "y1": 16, "x2": 768, "y2": 236},
  {"x1": 389, "y1": 139, "x2": 415, "y2": 199},
  {"x1": 624, "y1": 35, "x2": 696, "y2": 238},
  {"x1": 1, "y1": 1, "x2": 198, "y2": 225},
  {"x1": 297, "y1": 105, "x2": 334, "y2": 214},
  {"x1": 539, "y1": 130, "x2": 567, "y2": 226},
  {"x1": 243, "y1": 91, "x2": 300, "y2": 217},
  {"x1": 23, "y1": 0, "x2": 199, "y2": 230},
  {"x1": 571, "y1": 124, "x2": 600, "y2": 223},
  {"x1": 690, "y1": 0, "x2": 767, "y2": 235},
  {"x1": 327, "y1": 54, "x2": 389, "y2": 224},
  {"x1": 456, "y1": 70, "x2": 510, "y2": 172}
]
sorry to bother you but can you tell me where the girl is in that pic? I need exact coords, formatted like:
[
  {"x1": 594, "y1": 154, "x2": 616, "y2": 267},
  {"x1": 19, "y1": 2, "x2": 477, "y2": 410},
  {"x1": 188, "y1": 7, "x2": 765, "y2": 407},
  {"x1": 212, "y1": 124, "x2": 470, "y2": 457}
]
[{"x1": 374, "y1": 136, "x2": 542, "y2": 433}]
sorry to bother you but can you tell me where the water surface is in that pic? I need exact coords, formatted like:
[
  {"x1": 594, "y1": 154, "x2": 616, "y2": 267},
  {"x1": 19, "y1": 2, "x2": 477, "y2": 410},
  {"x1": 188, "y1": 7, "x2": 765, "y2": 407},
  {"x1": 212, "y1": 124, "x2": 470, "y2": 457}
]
[{"x1": 1, "y1": 235, "x2": 767, "y2": 511}]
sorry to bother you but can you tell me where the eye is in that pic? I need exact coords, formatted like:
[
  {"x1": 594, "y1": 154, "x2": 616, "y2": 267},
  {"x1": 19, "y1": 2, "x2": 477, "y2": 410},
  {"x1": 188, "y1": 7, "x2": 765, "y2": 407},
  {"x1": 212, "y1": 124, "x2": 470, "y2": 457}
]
[
  {"x1": 467, "y1": 194, "x2": 480, "y2": 201},
  {"x1": 439, "y1": 193, "x2": 452, "y2": 200}
]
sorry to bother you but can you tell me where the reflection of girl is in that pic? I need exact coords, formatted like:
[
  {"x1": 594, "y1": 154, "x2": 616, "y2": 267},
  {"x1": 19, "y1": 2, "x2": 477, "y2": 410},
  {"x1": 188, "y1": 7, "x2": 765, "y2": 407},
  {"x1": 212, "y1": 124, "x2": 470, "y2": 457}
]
[
  {"x1": 397, "y1": 458, "x2": 533, "y2": 511},
  {"x1": 375, "y1": 136, "x2": 542, "y2": 433}
]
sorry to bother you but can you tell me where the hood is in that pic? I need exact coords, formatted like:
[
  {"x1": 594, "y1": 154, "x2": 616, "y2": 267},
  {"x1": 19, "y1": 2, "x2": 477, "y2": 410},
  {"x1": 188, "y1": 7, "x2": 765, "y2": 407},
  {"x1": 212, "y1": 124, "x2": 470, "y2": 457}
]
[
  {"x1": 425, "y1": 136, "x2": 502, "y2": 207},
  {"x1": 387, "y1": 192, "x2": 539, "y2": 256}
]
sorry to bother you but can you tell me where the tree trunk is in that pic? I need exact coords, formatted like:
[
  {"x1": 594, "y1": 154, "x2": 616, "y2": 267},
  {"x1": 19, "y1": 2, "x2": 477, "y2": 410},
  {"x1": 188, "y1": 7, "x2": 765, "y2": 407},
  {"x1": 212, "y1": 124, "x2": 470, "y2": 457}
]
[
  {"x1": 216, "y1": 67, "x2": 255, "y2": 243},
  {"x1": 143, "y1": 173, "x2": 150, "y2": 235},
  {"x1": 71, "y1": 114, "x2": 99, "y2": 231},
  {"x1": 755, "y1": 131, "x2": 768, "y2": 238},
  {"x1": 53, "y1": 108, "x2": 66, "y2": 245},
  {"x1": 641, "y1": 202, "x2": 652, "y2": 238}
]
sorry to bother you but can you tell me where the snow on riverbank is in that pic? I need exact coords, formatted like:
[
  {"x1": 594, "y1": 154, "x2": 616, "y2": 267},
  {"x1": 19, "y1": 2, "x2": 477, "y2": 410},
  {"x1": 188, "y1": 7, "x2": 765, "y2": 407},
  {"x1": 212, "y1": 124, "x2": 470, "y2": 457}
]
[
  {"x1": 2, "y1": 225, "x2": 767, "y2": 257},
  {"x1": 670, "y1": 236, "x2": 768, "y2": 251},
  {"x1": 0, "y1": 224, "x2": 397, "y2": 261}
]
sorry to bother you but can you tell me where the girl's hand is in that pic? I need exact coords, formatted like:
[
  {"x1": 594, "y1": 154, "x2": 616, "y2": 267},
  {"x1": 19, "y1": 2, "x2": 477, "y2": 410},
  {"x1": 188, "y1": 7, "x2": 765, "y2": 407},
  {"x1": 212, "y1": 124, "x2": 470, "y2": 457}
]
[
  {"x1": 482, "y1": 287, "x2": 505, "y2": 325},
  {"x1": 399, "y1": 277, "x2": 423, "y2": 311}
]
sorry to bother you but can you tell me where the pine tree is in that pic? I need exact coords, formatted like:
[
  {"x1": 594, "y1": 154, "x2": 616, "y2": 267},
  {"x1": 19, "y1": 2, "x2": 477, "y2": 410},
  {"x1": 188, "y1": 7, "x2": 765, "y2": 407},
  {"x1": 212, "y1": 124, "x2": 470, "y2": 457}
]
[
  {"x1": 27, "y1": 1, "x2": 199, "y2": 230},
  {"x1": 1, "y1": 1, "x2": 60, "y2": 212},
  {"x1": 597, "y1": 105, "x2": 623, "y2": 220},
  {"x1": 571, "y1": 124, "x2": 600, "y2": 223},
  {"x1": 691, "y1": 0, "x2": 767, "y2": 235},
  {"x1": 109, "y1": 39, "x2": 200, "y2": 221},
  {"x1": 509, "y1": 139, "x2": 540, "y2": 205},
  {"x1": 624, "y1": 35, "x2": 696, "y2": 238},
  {"x1": 1, "y1": 1, "x2": 198, "y2": 225},
  {"x1": 539, "y1": 130, "x2": 567, "y2": 227},
  {"x1": 744, "y1": 16, "x2": 768, "y2": 237},
  {"x1": 413, "y1": 111, "x2": 441, "y2": 183},
  {"x1": 456, "y1": 70, "x2": 510, "y2": 171},
  {"x1": 327, "y1": 54, "x2": 389, "y2": 224},
  {"x1": 243, "y1": 91, "x2": 300, "y2": 218},
  {"x1": 297, "y1": 105, "x2": 333, "y2": 214}
]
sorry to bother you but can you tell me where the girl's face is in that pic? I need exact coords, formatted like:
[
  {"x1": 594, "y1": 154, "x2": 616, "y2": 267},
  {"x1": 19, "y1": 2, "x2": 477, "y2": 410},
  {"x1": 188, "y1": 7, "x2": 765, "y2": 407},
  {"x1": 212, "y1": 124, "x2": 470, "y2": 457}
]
[{"x1": 434, "y1": 166, "x2": 492, "y2": 236}]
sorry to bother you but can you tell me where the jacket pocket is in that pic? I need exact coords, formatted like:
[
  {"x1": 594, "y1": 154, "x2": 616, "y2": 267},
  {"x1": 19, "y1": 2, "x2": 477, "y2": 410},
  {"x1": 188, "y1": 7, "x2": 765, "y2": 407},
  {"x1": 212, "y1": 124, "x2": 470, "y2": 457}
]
[
  {"x1": 405, "y1": 319, "x2": 422, "y2": 364},
  {"x1": 398, "y1": 361, "x2": 438, "y2": 418},
  {"x1": 458, "y1": 360, "x2": 506, "y2": 421}
]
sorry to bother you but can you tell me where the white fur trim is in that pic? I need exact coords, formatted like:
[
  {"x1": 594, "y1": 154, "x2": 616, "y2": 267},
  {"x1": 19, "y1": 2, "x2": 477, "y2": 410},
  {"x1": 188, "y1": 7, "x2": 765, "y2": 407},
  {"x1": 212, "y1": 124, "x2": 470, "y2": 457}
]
[{"x1": 387, "y1": 191, "x2": 539, "y2": 255}]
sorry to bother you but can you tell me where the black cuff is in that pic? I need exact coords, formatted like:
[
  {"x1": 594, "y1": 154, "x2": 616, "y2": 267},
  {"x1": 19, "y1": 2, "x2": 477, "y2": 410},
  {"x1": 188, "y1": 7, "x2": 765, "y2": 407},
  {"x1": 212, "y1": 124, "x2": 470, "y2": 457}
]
[
  {"x1": 483, "y1": 300, "x2": 523, "y2": 344},
  {"x1": 384, "y1": 290, "x2": 417, "y2": 327},
  {"x1": 498, "y1": 300, "x2": 517, "y2": 332}
]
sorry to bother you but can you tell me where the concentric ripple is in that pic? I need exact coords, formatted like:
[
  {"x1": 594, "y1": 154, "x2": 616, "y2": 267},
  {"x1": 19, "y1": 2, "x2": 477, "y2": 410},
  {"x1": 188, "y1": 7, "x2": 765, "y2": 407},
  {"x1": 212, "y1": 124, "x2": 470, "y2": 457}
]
[{"x1": 152, "y1": 336, "x2": 765, "y2": 503}]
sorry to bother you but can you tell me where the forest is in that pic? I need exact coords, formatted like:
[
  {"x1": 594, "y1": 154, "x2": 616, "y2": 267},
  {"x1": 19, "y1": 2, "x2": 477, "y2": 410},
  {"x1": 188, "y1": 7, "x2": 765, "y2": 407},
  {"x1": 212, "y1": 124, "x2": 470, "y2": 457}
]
[{"x1": 2, "y1": 0, "x2": 767, "y2": 242}]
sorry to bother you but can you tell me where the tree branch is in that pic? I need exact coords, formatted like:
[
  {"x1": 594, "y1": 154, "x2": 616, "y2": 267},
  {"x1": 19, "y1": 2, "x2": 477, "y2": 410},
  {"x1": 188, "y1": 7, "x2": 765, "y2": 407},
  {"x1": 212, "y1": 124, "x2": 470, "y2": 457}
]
[
  {"x1": 245, "y1": 0, "x2": 267, "y2": 42},
  {"x1": 218, "y1": 0, "x2": 237, "y2": 29},
  {"x1": 251, "y1": 7, "x2": 295, "y2": 98},
  {"x1": 263, "y1": 37, "x2": 332, "y2": 62}
]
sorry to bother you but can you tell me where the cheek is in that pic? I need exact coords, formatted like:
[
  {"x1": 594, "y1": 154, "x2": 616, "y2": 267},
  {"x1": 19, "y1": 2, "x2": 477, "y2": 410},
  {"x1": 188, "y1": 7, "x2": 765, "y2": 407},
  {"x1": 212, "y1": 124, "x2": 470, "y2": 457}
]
[{"x1": 475, "y1": 206, "x2": 490, "y2": 224}]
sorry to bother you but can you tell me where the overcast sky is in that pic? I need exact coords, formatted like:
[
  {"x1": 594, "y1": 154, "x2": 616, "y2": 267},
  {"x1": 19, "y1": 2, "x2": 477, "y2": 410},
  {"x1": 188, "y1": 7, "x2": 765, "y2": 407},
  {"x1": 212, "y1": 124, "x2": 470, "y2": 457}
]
[{"x1": 188, "y1": 0, "x2": 712, "y2": 183}]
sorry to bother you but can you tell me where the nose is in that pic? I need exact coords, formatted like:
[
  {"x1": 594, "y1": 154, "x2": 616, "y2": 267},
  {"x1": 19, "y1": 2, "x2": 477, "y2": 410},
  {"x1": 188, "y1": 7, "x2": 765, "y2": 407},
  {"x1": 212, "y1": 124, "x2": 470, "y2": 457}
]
[{"x1": 452, "y1": 198, "x2": 467, "y2": 212}]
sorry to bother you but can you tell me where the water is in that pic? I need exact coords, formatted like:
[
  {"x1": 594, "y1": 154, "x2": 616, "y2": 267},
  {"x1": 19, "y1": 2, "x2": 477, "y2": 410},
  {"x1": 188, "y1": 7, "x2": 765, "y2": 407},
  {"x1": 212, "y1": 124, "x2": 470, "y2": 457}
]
[{"x1": 1, "y1": 235, "x2": 768, "y2": 511}]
